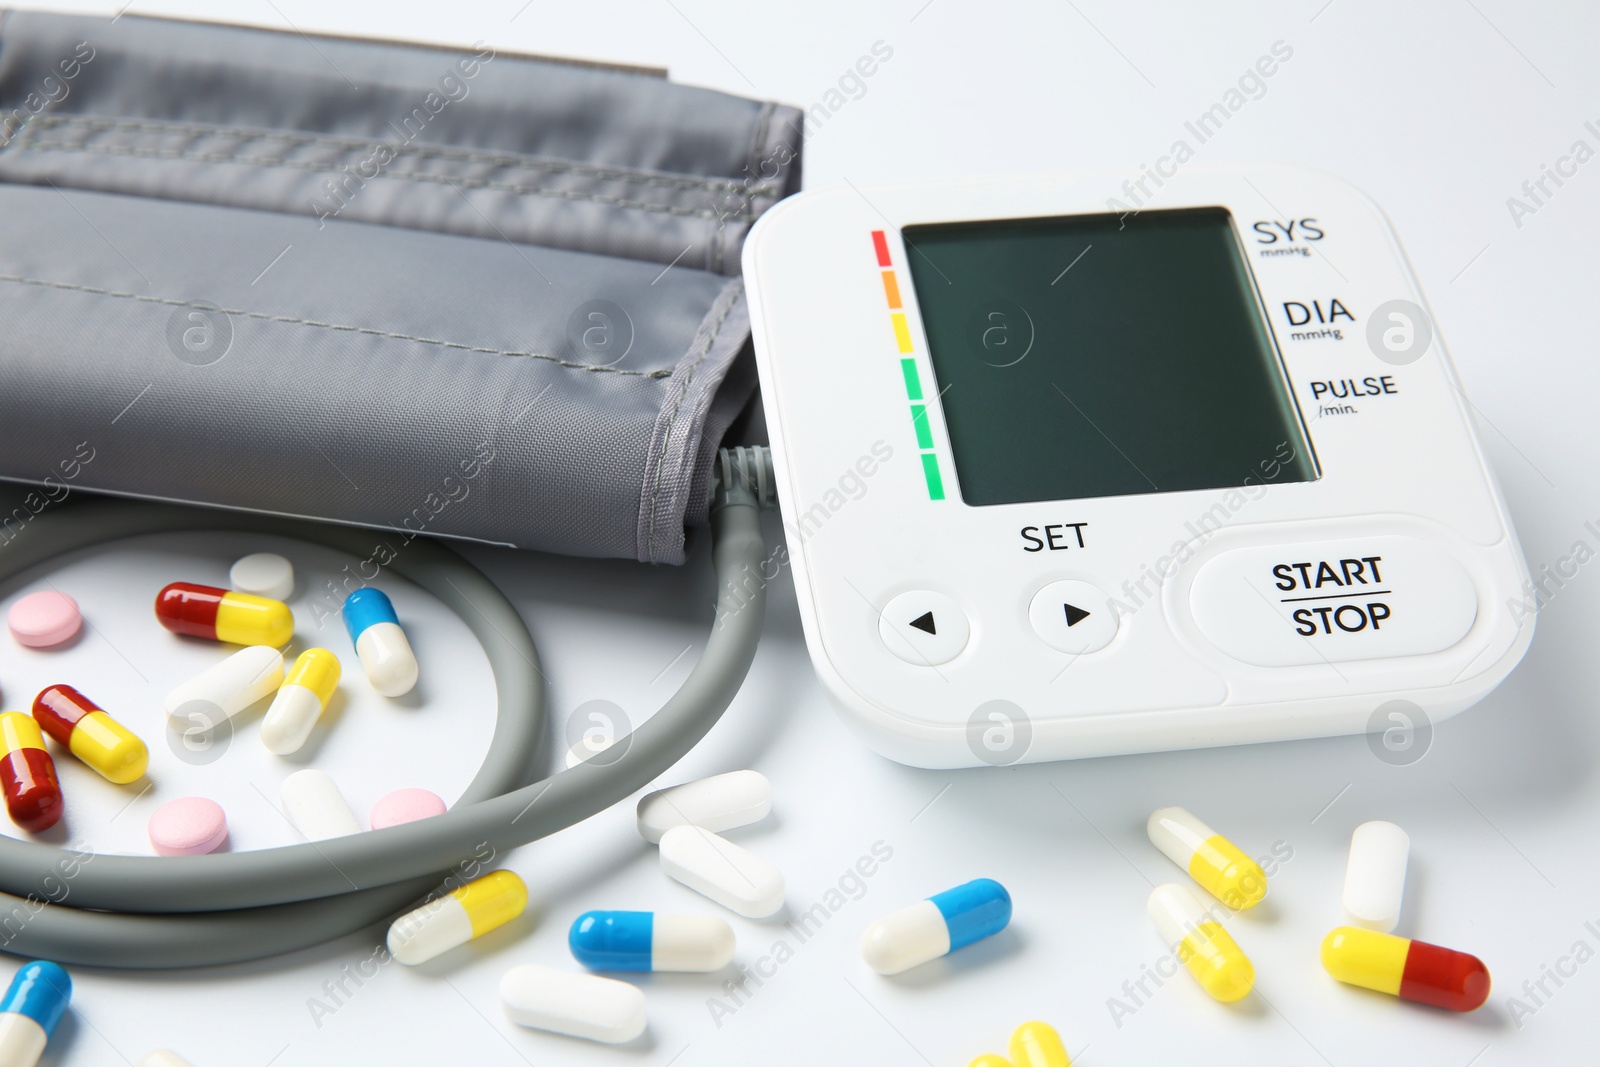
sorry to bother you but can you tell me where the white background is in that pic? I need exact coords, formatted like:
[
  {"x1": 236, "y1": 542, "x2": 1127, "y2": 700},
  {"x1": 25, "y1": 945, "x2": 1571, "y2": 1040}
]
[{"x1": 2, "y1": 1, "x2": 1598, "y2": 1065}]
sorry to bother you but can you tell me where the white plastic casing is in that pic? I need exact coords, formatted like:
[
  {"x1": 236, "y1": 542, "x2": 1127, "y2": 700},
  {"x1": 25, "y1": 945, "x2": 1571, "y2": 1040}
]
[{"x1": 742, "y1": 166, "x2": 1533, "y2": 768}]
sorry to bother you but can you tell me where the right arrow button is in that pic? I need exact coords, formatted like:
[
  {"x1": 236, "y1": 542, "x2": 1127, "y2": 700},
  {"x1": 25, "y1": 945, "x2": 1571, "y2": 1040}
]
[{"x1": 1029, "y1": 580, "x2": 1118, "y2": 654}]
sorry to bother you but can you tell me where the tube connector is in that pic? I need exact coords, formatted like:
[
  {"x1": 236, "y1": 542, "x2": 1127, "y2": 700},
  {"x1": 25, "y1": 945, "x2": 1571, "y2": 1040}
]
[{"x1": 712, "y1": 446, "x2": 778, "y2": 512}]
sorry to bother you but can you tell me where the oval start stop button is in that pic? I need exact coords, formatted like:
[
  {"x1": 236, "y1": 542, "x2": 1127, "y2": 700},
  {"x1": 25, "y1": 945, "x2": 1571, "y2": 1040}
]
[{"x1": 1188, "y1": 536, "x2": 1478, "y2": 667}]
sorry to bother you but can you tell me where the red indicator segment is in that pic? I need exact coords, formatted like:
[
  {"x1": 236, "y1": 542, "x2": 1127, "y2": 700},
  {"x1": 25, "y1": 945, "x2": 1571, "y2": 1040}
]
[
  {"x1": 156, "y1": 582, "x2": 223, "y2": 639},
  {"x1": 871, "y1": 230, "x2": 892, "y2": 267}
]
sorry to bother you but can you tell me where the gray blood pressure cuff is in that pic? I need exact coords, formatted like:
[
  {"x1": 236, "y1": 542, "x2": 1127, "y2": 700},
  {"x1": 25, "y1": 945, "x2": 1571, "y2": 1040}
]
[{"x1": 0, "y1": 11, "x2": 800, "y2": 563}]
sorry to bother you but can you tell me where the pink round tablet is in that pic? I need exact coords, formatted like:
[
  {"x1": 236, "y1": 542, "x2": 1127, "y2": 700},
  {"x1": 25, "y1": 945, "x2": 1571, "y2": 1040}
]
[
  {"x1": 370, "y1": 788, "x2": 446, "y2": 829},
  {"x1": 148, "y1": 797, "x2": 228, "y2": 856},
  {"x1": 7, "y1": 591, "x2": 81, "y2": 649}
]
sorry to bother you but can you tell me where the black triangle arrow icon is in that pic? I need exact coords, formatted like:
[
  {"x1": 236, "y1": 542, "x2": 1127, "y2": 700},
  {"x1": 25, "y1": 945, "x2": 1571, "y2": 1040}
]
[
  {"x1": 908, "y1": 611, "x2": 937, "y2": 635},
  {"x1": 1063, "y1": 603, "x2": 1091, "y2": 628}
]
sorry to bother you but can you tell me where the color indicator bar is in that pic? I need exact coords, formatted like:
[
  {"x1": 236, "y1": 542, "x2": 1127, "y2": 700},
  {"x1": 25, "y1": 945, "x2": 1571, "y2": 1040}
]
[{"x1": 871, "y1": 229, "x2": 945, "y2": 502}]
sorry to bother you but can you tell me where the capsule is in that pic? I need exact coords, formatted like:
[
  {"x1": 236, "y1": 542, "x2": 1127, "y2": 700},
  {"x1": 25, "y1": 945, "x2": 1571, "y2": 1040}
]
[
  {"x1": 861, "y1": 878, "x2": 1012, "y2": 975},
  {"x1": 1147, "y1": 806, "x2": 1267, "y2": 910},
  {"x1": 280, "y1": 769, "x2": 361, "y2": 842},
  {"x1": 388, "y1": 870, "x2": 528, "y2": 965},
  {"x1": 0, "y1": 715, "x2": 62, "y2": 833},
  {"x1": 162, "y1": 645, "x2": 284, "y2": 725},
  {"x1": 260, "y1": 649, "x2": 341, "y2": 754},
  {"x1": 569, "y1": 911, "x2": 735, "y2": 972},
  {"x1": 1321, "y1": 926, "x2": 1490, "y2": 1011},
  {"x1": 500, "y1": 963, "x2": 646, "y2": 1044},
  {"x1": 155, "y1": 582, "x2": 292, "y2": 647},
  {"x1": 32, "y1": 685, "x2": 148, "y2": 784},
  {"x1": 1147, "y1": 883, "x2": 1255, "y2": 1002},
  {"x1": 343, "y1": 588, "x2": 417, "y2": 697},
  {"x1": 0, "y1": 961, "x2": 70, "y2": 1067},
  {"x1": 1342, "y1": 821, "x2": 1409, "y2": 933},
  {"x1": 1009, "y1": 1021, "x2": 1071, "y2": 1067}
]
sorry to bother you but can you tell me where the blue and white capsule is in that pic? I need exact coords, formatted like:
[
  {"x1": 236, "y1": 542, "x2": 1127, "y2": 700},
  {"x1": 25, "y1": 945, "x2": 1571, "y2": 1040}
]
[
  {"x1": 861, "y1": 878, "x2": 1011, "y2": 975},
  {"x1": 342, "y1": 588, "x2": 418, "y2": 697},
  {"x1": 569, "y1": 911, "x2": 735, "y2": 972},
  {"x1": 0, "y1": 961, "x2": 70, "y2": 1066}
]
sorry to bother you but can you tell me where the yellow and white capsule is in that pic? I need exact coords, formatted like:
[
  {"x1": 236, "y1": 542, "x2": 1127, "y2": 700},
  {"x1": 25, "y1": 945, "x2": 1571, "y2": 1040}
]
[
  {"x1": 260, "y1": 649, "x2": 341, "y2": 755},
  {"x1": 1147, "y1": 806, "x2": 1267, "y2": 910},
  {"x1": 1148, "y1": 883, "x2": 1255, "y2": 1003},
  {"x1": 388, "y1": 870, "x2": 528, "y2": 965},
  {"x1": 1009, "y1": 1021, "x2": 1071, "y2": 1066}
]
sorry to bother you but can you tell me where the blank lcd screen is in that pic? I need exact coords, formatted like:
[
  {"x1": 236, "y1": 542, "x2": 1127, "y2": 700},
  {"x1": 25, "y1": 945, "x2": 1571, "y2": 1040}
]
[{"x1": 902, "y1": 207, "x2": 1315, "y2": 505}]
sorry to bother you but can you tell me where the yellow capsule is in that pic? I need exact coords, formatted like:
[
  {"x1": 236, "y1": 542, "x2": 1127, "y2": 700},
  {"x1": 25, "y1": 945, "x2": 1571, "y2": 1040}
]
[
  {"x1": 456, "y1": 869, "x2": 529, "y2": 937},
  {"x1": 1321, "y1": 926, "x2": 1491, "y2": 1011},
  {"x1": 33, "y1": 685, "x2": 148, "y2": 784},
  {"x1": 157, "y1": 582, "x2": 294, "y2": 647},
  {"x1": 261, "y1": 649, "x2": 343, "y2": 755},
  {"x1": 386, "y1": 870, "x2": 529, "y2": 965},
  {"x1": 968, "y1": 1057, "x2": 1013, "y2": 1067},
  {"x1": 1009, "y1": 1021, "x2": 1071, "y2": 1066},
  {"x1": 1148, "y1": 806, "x2": 1267, "y2": 910},
  {"x1": 1149, "y1": 884, "x2": 1255, "y2": 1003}
]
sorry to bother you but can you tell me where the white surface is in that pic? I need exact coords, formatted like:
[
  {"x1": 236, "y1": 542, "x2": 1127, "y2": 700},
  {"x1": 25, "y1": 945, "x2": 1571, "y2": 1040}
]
[
  {"x1": 744, "y1": 167, "x2": 1532, "y2": 765},
  {"x1": 0, "y1": 1, "x2": 1593, "y2": 1064}
]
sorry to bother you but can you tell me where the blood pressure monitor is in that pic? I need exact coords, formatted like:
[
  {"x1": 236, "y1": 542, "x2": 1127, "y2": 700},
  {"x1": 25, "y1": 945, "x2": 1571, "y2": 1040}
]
[{"x1": 742, "y1": 166, "x2": 1533, "y2": 768}]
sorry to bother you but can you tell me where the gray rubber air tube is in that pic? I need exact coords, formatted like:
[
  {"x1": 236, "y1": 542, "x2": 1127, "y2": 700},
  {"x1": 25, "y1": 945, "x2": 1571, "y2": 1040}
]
[{"x1": 0, "y1": 451, "x2": 771, "y2": 967}]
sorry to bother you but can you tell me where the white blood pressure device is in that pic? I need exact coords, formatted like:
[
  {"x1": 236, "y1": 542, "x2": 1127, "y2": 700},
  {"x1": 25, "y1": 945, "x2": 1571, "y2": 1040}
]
[{"x1": 743, "y1": 166, "x2": 1533, "y2": 768}]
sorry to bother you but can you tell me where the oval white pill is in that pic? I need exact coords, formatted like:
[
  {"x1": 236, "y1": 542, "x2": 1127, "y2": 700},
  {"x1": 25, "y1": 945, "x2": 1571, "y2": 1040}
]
[
  {"x1": 637, "y1": 770, "x2": 771, "y2": 843},
  {"x1": 230, "y1": 552, "x2": 295, "y2": 601},
  {"x1": 500, "y1": 963, "x2": 646, "y2": 1044},
  {"x1": 659, "y1": 825, "x2": 784, "y2": 918},
  {"x1": 163, "y1": 645, "x2": 283, "y2": 723},
  {"x1": 280, "y1": 768, "x2": 361, "y2": 842},
  {"x1": 1342, "y1": 820, "x2": 1409, "y2": 933}
]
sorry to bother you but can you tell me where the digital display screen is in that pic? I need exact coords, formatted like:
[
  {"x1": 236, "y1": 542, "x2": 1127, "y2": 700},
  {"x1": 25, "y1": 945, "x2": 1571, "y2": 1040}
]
[{"x1": 901, "y1": 207, "x2": 1316, "y2": 506}]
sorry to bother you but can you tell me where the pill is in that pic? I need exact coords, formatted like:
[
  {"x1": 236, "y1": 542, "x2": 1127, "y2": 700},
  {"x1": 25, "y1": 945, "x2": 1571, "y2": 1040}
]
[
  {"x1": 1009, "y1": 1021, "x2": 1071, "y2": 1067},
  {"x1": 1147, "y1": 883, "x2": 1255, "y2": 1002},
  {"x1": 370, "y1": 788, "x2": 446, "y2": 829},
  {"x1": 162, "y1": 645, "x2": 284, "y2": 725},
  {"x1": 659, "y1": 825, "x2": 784, "y2": 918},
  {"x1": 388, "y1": 870, "x2": 528, "y2": 965},
  {"x1": 138, "y1": 1052, "x2": 196, "y2": 1067},
  {"x1": 1147, "y1": 806, "x2": 1266, "y2": 910},
  {"x1": 147, "y1": 797, "x2": 228, "y2": 856},
  {"x1": 1321, "y1": 926, "x2": 1490, "y2": 1011},
  {"x1": 1342, "y1": 821, "x2": 1409, "y2": 933},
  {"x1": 260, "y1": 648, "x2": 341, "y2": 754},
  {"x1": 500, "y1": 963, "x2": 646, "y2": 1044},
  {"x1": 968, "y1": 1057, "x2": 1013, "y2": 1067},
  {"x1": 280, "y1": 768, "x2": 361, "y2": 841},
  {"x1": 0, "y1": 714, "x2": 62, "y2": 833},
  {"x1": 342, "y1": 588, "x2": 417, "y2": 697},
  {"x1": 230, "y1": 552, "x2": 294, "y2": 601},
  {"x1": 636, "y1": 770, "x2": 771, "y2": 843},
  {"x1": 32, "y1": 685, "x2": 147, "y2": 784},
  {"x1": 569, "y1": 911, "x2": 735, "y2": 972},
  {"x1": 0, "y1": 961, "x2": 70, "y2": 1067},
  {"x1": 6, "y1": 592, "x2": 81, "y2": 649},
  {"x1": 156, "y1": 582, "x2": 293, "y2": 647},
  {"x1": 861, "y1": 878, "x2": 1012, "y2": 975}
]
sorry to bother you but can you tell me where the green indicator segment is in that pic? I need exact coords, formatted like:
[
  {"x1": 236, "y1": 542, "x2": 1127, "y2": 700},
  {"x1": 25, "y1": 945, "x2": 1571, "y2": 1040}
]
[
  {"x1": 900, "y1": 358, "x2": 923, "y2": 400},
  {"x1": 920, "y1": 452, "x2": 946, "y2": 500},
  {"x1": 910, "y1": 404, "x2": 934, "y2": 448}
]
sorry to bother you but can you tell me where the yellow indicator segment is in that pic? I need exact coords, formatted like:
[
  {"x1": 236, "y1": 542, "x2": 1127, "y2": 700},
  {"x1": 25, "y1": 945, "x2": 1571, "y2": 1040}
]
[
  {"x1": 881, "y1": 270, "x2": 903, "y2": 309},
  {"x1": 968, "y1": 1057, "x2": 1013, "y2": 1067},
  {"x1": 286, "y1": 648, "x2": 342, "y2": 704},
  {"x1": 1009, "y1": 1021, "x2": 1071, "y2": 1066},
  {"x1": 890, "y1": 312, "x2": 913, "y2": 353},
  {"x1": 1320, "y1": 926, "x2": 1407, "y2": 996},
  {"x1": 215, "y1": 592, "x2": 294, "y2": 647},
  {"x1": 452, "y1": 870, "x2": 528, "y2": 938},
  {"x1": 1178, "y1": 920, "x2": 1256, "y2": 1002},
  {"x1": 1189, "y1": 834, "x2": 1268, "y2": 911},
  {"x1": 0, "y1": 712, "x2": 46, "y2": 753},
  {"x1": 67, "y1": 713, "x2": 147, "y2": 784}
]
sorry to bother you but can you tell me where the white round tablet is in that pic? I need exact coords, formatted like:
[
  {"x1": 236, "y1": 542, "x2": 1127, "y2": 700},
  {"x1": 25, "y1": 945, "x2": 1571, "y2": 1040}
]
[{"x1": 230, "y1": 552, "x2": 294, "y2": 601}]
